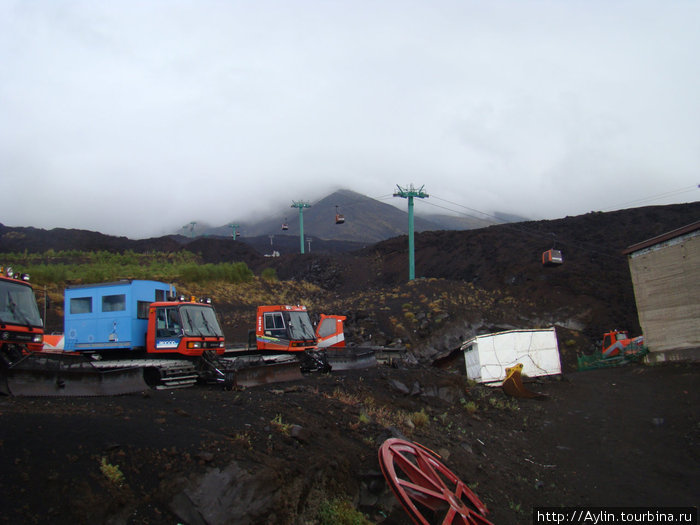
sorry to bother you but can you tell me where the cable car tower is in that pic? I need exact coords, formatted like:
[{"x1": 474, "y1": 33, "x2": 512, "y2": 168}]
[
  {"x1": 291, "y1": 200, "x2": 311, "y2": 254},
  {"x1": 182, "y1": 221, "x2": 196, "y2": 238},
  {"x1": 229, "y1": 223, "x2": 240, "y2": 240},
  {"x1": 393, "y1": 184, "x2": 429, "y2": 281}
]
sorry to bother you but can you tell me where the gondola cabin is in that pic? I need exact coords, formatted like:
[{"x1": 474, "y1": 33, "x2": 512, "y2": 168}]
[
  {"x1": 281, "y1": 221, "x2": 288, "y2": 231},
  {"x1": 335, "y1": 206, "x2": 345, "y2": 224},
  {"x1": 542, "y1": 249, "x2": 563, "y2": 266}
]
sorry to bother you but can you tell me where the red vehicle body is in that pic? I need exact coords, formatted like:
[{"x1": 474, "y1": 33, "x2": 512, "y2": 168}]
[
  {"x1": 0, "y1": 267, "x2": 44, "y2": 361},
  {"x1": 254, "y1": 305, "x2": 317, "y2": 352},
  {"x1": 145, "y1": 300, "x2": 225, "y2": 357},
  {"x1": 316, "y1": 314, "x2": 347, "y2": 348},
  {"x1": 250, "y1": 305, "x2": 334, "y2": 372},
  {"x1": 601, "y1": 330, "x2": 644, "y2": 357}
]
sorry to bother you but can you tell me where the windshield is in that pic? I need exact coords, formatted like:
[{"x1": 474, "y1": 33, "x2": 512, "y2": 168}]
[
  {"x1": 180, "y1": 304, "x2": 223, "y2": 337},
  {"x1": 0, "y1": 280, "x2": 43, "y2": 328},
  {"x1": 285, "y1": 311, "x2": 315, "y2": 340}
]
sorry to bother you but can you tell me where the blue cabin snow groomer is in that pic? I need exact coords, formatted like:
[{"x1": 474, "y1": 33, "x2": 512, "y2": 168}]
[{"x1": 63, "y1": 280, "x2": 173, "y2": 352}]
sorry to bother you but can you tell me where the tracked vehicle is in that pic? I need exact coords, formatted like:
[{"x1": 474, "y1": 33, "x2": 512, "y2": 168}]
[
  {"x1": 248, "y1": 304, "x2": 332, "y2": 372},
  {"x1": 58, "y1": 280, "x2": 226, "y2": 389},
  {"x1": 0, "y1": 266, "x2": 44, "y2": 364},
  {"x1": 248, "y1": 306, "x2": 381, "y2": 371},
  {"x1": 4, "y1": 280, "x2": 302, "y2": 396},
  {"x1": 3, "y1": 278, "x2": 386, "y2": 396}
]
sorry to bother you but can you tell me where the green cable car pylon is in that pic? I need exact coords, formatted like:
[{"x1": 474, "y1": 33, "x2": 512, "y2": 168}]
[
  {"x1": 393, "y1": 184, "x2": 429, "y2": 281},
  {"x1": 291, "y1": 200, "x2": 311, "y2": 254}
]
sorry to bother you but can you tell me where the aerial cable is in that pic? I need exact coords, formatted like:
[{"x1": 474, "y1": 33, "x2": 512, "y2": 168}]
[
  {"x1": 308, "y1": 193, "x2": 396, "y2": 210},
  {"x1": 428, "y1": 186, "x2": 696, "y2": 260},
  {"x1": 601, "y1": 184, "x2": 699, "y2": 211},
  {"x1": 420, "y1": 199, "x2": 503, "y2": 225},
  {"x1": 423, "y1": 199, "x2": 580, "y2": 252},
  {"x1": 422, "y1": 196, "x2": 555, "y2": 244},
  {"x1": 425, "y1": 193, "x2": 624, "y2": 260},
  {"x1": 430, "y1": 195, "x2": 510, "y2": 224},
  {"x1": 308, "y1": 194, "x2": 392, "y2": 207}
]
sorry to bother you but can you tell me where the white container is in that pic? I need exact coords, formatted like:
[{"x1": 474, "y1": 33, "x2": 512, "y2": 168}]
[{"x1": 461, "y1": 327, "x2": 561, "y2": 384}]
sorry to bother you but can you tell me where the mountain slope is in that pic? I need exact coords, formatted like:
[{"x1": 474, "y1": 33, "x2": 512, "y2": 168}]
[
  {"x1": 206, "y1": 189, "x2": 446, "y2": 243},
  {"x1": 194, "y1": 189, "x2": 524, "y2": 243},
  {"x1": 349, "y1": 201, "x2": 700, "y2": 340},
  {"x1": 2, "y1": 201, "x2": 698, "y2": 352}
]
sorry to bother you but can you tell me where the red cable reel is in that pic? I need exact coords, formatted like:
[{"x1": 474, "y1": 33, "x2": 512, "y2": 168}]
[{"x1": 378, "y1": 438, "x2": 493, "y2": 525}]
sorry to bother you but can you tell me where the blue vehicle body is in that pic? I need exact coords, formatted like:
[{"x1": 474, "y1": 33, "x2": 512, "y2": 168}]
[{"x1": 64, "y1": 280, "x2": 172, "y2": 352}]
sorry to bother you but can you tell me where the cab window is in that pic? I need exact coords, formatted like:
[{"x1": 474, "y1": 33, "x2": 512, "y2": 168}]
[
  {"x1": 155, "y1": 307, "x2": 181, "y2": 337},
  {"x1": 264, "y1": 312, "x2": 286, "y2": 337}
]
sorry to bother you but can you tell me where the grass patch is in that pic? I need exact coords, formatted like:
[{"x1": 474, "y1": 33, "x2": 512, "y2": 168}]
[
  {"x1": 318, "y1": 498, "x2": 373, "y2": 525},
  {"x1": 230, "y1": 432, "x2": 253, "y2": 449},
  {"x1": 410, "y1": 409, "x2": 429, "y2": 428},
  {"x1": 260, "y1": 267, "x2": 278, "y2": 282},
  {"x1": 100, "y1": 457, "x2": 125, "y2": 486},
  {"x1": 270, "y1": 414, "x2": 292, "y2": 436},
  {"x1": 461, "y1": 398, "x2": 478, "y2": 415},
  {"x1": 328, "y1": 390, "x2": 415, "y2": 433},
  {"x1": 327, "y1": 388, "x2": 362, "y2": 406},
  {"x1": 1, "y1": 250, "x2": 255, "y2": 285}
]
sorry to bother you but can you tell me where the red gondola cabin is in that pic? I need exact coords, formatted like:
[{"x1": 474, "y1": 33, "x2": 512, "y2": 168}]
[{"x1": 542, "y1": 249, "x2": 563, "y2": 266}]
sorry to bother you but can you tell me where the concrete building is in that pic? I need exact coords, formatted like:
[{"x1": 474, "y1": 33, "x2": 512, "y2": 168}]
[{"x1": 623, "y1": 220, "x2": 700, "y2": 362}]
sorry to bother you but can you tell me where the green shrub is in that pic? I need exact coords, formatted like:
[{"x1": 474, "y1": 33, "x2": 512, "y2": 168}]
[
  {"x1": 0, "y1": 250, "x2": 253, "y2": 285},
  {"x1": 261, "y1": 267, "x2": 278, "y2": 282},
  {"x1": 100, "y1": 457, "x2": 125, "y2": 486},
  {"x1": 410, "y1": 408, "x2": 429, "y2": 427},
  {"x1": 318, "y1": 498, "x2": 372, "y2": 525}
]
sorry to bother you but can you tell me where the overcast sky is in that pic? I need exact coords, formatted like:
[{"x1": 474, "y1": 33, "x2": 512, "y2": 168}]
[{"x1": 1, "y1": 1, "x2": 698, "y2": 239}]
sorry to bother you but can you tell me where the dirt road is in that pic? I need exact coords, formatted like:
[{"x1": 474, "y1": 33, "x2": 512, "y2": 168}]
[{"x1": 0, "y1": 362, "x2": 697, "y2": 524}]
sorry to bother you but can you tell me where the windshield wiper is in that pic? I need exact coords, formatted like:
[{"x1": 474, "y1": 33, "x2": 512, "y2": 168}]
[
  {"x1": 8, "y1": 298, "x2": 32, "y2": 327},
  {"x1": 199, "y1": 311, "x2": 214, "y2": 335},
  {"x1": 290, "y1": 321, "x2": 313, "y2": 340},
  {"x1": 184, "y1": 309, "x2": 204, "y2": 337}
]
